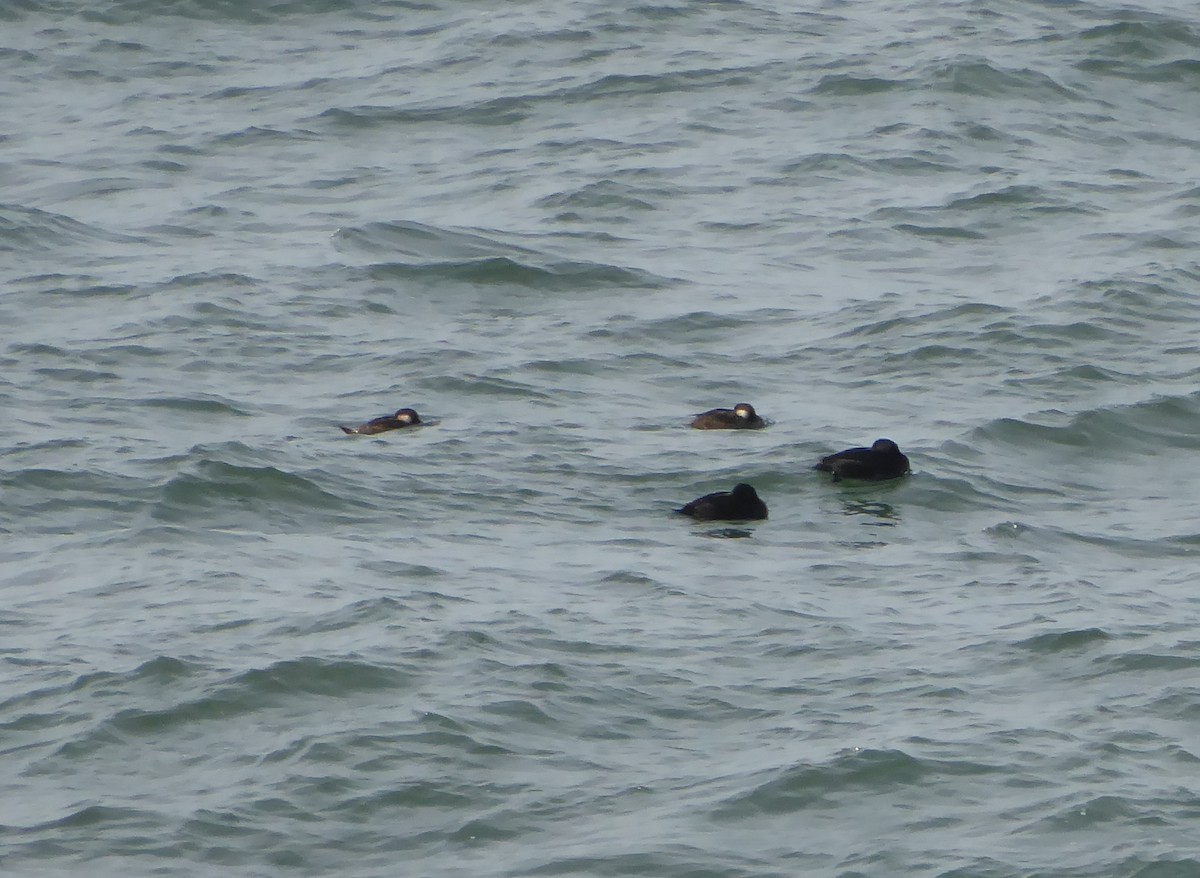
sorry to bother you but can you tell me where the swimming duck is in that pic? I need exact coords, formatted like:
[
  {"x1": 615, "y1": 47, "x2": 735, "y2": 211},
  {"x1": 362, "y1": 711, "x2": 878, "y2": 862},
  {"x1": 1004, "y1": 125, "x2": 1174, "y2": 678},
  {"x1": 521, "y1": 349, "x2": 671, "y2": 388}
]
[
  {"x1": 690, "y1": 402, "x2": 765, "y2": 430},
  {"x1": 339, "y1": 408, "x2": 422, "y2": 435},
  {"x1": 677, "y1": 483, "x2": 768, "y2": 521},
  {"x1": 814, "y1": 438, "x2": 909, "y2": 482}
]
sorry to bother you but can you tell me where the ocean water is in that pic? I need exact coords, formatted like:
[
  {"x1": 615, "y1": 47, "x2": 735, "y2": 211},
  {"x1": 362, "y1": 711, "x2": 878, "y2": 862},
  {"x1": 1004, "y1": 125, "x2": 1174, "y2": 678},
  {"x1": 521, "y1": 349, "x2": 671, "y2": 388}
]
[{"x1": 3, "y1": 0, "x2": 1200, "y2": 875}]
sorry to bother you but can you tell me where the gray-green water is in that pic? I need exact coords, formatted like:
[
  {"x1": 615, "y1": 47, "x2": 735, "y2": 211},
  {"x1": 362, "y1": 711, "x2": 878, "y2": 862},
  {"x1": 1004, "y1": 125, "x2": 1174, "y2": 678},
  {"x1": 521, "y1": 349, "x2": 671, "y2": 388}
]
[{"x1": 4, "y1": 1, "x2": 1200, "y2": 875}]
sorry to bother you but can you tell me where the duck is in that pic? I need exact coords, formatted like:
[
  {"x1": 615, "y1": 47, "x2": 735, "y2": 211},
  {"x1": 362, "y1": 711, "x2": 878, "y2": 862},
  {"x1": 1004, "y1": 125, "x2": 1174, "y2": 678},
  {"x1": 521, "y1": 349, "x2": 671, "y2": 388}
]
[
  {"x1": 814, "y1": 438, "x2": 909, "y2": 482},
  {"x1": 677, "y1": 483, "x2": 768, "y2": 521},
  {"x1": 339, "y1": 408, "x2": 422, "y2": 435},
  {"x1": 690, "y1": 402, "x2": 765, "y2": 430}
]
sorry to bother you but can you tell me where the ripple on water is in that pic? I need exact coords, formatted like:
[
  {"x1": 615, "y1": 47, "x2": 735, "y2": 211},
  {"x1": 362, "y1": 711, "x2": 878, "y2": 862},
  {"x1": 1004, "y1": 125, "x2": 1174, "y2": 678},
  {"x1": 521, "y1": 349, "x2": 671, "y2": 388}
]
[
  {"x1": 33, "y1": 655, "x2": 417, "y2": 766},
  {"x1": 152, "y1": 458, "x2": 361, "y2": 526},
  {"x1": 334, "y1": 220, "x2": 666, "y2": 291},
  {"x1": 0, "y1": 466, "x2": 151, "y2": 534},
  {"x1": 0, "y1": 203, "x2": 142, "y2": 251},
  {"x1": 1015, "y1": 627, "x2": 1111, "y2": 653},
  {"x1": 971, "y1": 391, "x2": 1200, "y2": 457},
  {"x1": 710, "y1": 748, "x2": 1000, "y2": 819},
  {"x1": 5, "y1": 1, "x2": 1200, "y2": 876}
]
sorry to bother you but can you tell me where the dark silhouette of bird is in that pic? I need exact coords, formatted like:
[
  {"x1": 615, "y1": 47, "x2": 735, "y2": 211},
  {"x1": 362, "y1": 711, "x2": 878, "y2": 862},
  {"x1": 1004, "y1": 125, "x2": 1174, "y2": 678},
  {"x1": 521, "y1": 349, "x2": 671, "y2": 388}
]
[
  {"x1": 339, "y1": 408, "x2": 422, "y2": 435},
  {"x1": 677, "y1": 483, "x2": 768, "y2": 520},
  {"x1": 814, "y1": 438, "x2": 909, "y2": 482},
  {"x1": 690, "y1": 402, "x2": 765, "y2": 430}
]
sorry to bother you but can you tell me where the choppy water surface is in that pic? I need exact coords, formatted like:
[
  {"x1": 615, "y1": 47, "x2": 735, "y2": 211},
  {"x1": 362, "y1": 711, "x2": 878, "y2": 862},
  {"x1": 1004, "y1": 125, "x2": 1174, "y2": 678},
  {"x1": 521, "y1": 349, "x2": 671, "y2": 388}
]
[{"x1": 3, "y1": 0, "x2": 1200, "y2": 875}]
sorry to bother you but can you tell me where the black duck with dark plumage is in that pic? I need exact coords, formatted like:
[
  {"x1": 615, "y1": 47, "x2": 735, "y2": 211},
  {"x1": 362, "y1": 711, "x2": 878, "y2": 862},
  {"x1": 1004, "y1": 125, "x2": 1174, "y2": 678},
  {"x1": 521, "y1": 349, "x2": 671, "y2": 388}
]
[
  {"x1": 677, "y1": 483, "x2": 768, "y2": 521},
  {"x1": 814, "y1": 438, "x2": 909, "y2": 482}
]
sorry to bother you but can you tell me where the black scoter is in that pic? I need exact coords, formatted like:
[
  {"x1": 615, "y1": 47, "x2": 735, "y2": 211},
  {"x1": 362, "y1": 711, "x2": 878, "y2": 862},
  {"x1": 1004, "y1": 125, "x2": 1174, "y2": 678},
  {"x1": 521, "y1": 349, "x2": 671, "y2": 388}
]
[
  {"x1": 814, "y1": 438, "x2": 909, "y2": 482},
  {"x1": 677, "y1": 483, "x2": 768, "y2": 521}
]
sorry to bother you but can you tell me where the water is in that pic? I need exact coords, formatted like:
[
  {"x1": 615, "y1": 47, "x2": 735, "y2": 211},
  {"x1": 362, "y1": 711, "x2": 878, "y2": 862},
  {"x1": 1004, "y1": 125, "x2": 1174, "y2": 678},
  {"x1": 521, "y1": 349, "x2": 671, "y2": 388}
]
[{"x1": 3, "y1": 0, "x2": 1200, "y2": 875}]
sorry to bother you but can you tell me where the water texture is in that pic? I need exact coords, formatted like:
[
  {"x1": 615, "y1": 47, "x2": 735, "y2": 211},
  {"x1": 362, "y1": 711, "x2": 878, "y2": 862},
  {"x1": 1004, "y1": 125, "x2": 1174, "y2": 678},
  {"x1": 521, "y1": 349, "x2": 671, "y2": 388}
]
[{"x1": 3, "y1": 0, "x2": 1200, "y2": 876}]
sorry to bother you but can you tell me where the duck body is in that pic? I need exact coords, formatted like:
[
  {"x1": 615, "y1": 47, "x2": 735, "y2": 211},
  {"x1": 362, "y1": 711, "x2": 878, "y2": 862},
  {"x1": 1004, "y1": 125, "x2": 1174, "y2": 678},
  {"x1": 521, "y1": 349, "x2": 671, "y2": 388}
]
[
  {"x1": 814, "y1": 438, "x2": 909, "y2": 482},
  {"x1": 339, "y1": 408, "x2": 421, "y2": 435},
  {"x1": 677, "y1": 483, "x2": 768, "y2": 521},
  {"x1": 690, "y1": 403, "x2": 764, "y2": 430}
]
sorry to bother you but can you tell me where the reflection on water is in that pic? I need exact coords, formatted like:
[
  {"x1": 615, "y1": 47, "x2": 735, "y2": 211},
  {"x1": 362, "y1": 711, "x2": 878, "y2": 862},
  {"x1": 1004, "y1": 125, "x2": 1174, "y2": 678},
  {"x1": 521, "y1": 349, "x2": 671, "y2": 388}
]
[
  {"x1": 841, "y1": 499, "x2": 900, "y2": 525},
  {"x1": 699, "y1": 527, "x2": 755, "y2": 539}
]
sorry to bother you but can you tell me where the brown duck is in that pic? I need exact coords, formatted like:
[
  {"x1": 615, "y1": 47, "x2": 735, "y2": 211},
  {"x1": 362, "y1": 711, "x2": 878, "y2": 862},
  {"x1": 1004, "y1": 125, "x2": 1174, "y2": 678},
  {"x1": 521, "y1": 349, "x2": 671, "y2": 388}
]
[
  {"x1": 339, "y1": 408, "x2": 422, "y2": 435},
  {"x1": 690, "y1": 402, "x2": 765, "y2": 430}
]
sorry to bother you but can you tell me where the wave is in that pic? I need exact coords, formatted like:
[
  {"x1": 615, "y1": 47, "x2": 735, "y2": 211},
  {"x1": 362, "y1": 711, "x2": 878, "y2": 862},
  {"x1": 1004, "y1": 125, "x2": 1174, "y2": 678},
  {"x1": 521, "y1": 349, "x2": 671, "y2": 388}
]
[
  {"x1": 1080, "y1": 18, "x2": 1200, "y2": 55},
  {"x1": 1026, "y1": 794, "x2": 1177, "y2": 833},
  {"x1": 810, "y1": 60, "x2": 1080, "y2": 102},
  {"x1": 782, "y1": 151, "x2": 956, "y2": 178},
  {"x1": 421, "y1": 373, "x2": 555, "y2": 401},
  {"x1": 536, "y1": 180, "x2": 661, "y2": 218},
  {"x1": 12, "y1": 273, "x2": 137, "y2": 299},
  {"x1": 864, "y1": 181, "x2": 1097, "y2": 241},
  {"x1": 0, "y1": 204, "x2": 141, "y2": 253},
  {"x1": 131, "y1": 395, "x2": 252, "y2": 416},
  {"x1": 1076, "y1": 17, "x2": 1200, "y2": 81},
  {"x1": 810, "y1": 74, "x2": 908, "y2": 96},
  {"x1": 152, "y1": 457, "x2": 361, "y2": 526},
  {"x1": 317, "y1": 62, "x2": 767, "y2": 133},
  {"x1": 211, "y1": 125, "x2": 322, "y2": 146},
  {"x1": 554, "y1": 66, "x2": 762, "y2": 101},
  {"x1": 711, "y1": 747, "x2": 997, "y2": 819},
  {"x1": 1014, "y1": 628, "x2": 1111, "y2": 653},
  {"x1": 0, "y1": 466, "x2": 151, "y2": 533},
  {"x1": 7, "y1": 0, "x2": 433, "y2": 25},
  {"x1": 334, "y1": 220, "x2": 667, "y2": 290},
  {"x1": 984, "y1": 520, "x2": 1200, "y2": 561},
  {"x1": 970, "y1": 391, "x2": 1200, "y2": 456},
  {"x1": 945, "y1": 184, "x2": 1087, "y2": 213},
  {"x1": 931, "y1": 61, "x2": 1081, "y2": 100},
  {"x1": 0, "y1": 439, "x2": 377, "y2": 536},
  {"x1": 270, "y1": 593, "x2": 446, "y2": 637},
  {"x1": 364, "y1": 256, "x2": 658, "y2": 290},
  {"x1": 11, "y1": 655, "x2": 415, "y2": 773},
  {"x1": 318, "y1": 97, "x2": 533, "y2": 128}
]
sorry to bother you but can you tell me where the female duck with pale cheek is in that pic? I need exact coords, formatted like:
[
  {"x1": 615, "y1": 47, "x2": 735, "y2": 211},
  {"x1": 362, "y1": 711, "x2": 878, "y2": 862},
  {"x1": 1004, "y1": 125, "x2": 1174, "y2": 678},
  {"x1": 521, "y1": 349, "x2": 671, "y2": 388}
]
[
  {"x1": 339, "y1": 408, "x2": 422, "y2": 435},
  {"x1": 690, "y1": 402, "x2": 765, "y2": 430}
]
